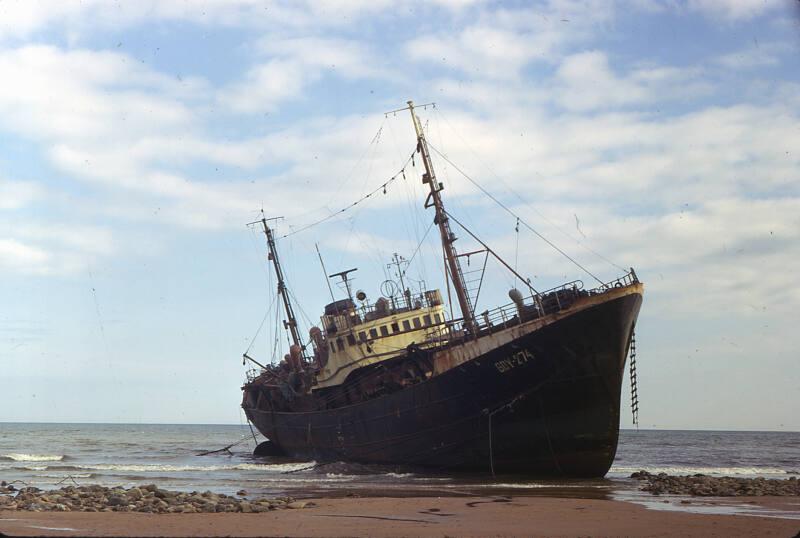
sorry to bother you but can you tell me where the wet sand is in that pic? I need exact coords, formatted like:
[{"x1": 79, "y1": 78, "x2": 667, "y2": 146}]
[{"x1": 2, "y1": 495, "x2": 799, "y2": 537}]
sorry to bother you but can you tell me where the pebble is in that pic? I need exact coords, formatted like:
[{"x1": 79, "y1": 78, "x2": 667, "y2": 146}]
[
  {"x1": 631, "y1": 470, "x2": 800, "y2": 497},
  {"x1": 0, "y1": 482, "x2": 313, "y2": 514}
]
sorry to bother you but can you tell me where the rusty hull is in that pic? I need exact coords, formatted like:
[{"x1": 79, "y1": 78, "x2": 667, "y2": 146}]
[{"x1": 243, "y1": 283, "x2": 643, "y2": 477}]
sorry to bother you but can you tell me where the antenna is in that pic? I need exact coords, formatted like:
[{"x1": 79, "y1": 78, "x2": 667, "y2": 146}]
[
  {"x1": 387, "y1": 253, "x2": 410, "y2": 308},
  {"x1": 328, "y1": 268, "x2": 358, "y2": 302}
]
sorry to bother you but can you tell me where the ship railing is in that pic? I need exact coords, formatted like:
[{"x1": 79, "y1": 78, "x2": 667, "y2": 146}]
[
  {"x1": 356, "y1": 290, "x2": 443, "y2": 321},
  {"x1": 245, "y1": 367, "x2": 262, "y2": 382},
  {"x1": 468, "y1": 268, "x2": 639, "y2": 335},
  {"x1": 344, "y1": 269, "x2": 638, "y2": 342}
]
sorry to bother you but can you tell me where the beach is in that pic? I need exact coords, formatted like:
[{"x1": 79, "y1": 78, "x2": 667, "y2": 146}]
[{"x1": 2, "y1": 495, "x2": 799, "y2": 537}]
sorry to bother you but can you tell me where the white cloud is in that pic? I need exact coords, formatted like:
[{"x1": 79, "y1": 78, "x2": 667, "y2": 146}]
[
  {"x1": 0, "y1": 179, "x2": 43, "y2": 209},
  {"x1": 552, "y1": 51, "x2": 712, "y2": 111},
  {"x1": 0, "y1": 46, "x2": 196, "y2": 144},
  {"x1": 714, "y1": 41, "x2": 787, "y2": 69},
  {"x1": 687, "y1": 0, "x2": 780, "y2": 20},
  {"x1": 220, "y1": 59, "x2": 315, "y2": 114},
  {"x1": 221, "y1": 37, "x2": 389, "y2": 114},
  {"x1": 0, "y1": 238, "x2": 49, "y2": 273},
  {"x1": 0, "y1": 220, "x2": 118, "y2": 276},
  {"x1": 406, "y1": 2, "x2": 617, "y2": 79},
  {"x1": 0, "y1": 0, "x2": 408, "y2": 42}
]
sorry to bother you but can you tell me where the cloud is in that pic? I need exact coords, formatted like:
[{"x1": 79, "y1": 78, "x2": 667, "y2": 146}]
[
  {"x1": 687, "y1": 0, "x2": 781, "y2": 20},
  {"x1": 714, "y1": 42, "x2": 787, "y2": 69},
  {"x1": 405, "y1": 2, "x2": 617, "y2": 79},
  {"x1": 594, "y1": 197, "x2": 800, "y2": 316},
  {"x1": 0, "y1": 219, "x2": 118, "y2": 276},
  {"x1": 0, "y1": 46, "x2": 197, "y2": 144},
  {"x1": 0, "y1": 45, "x2": 263, "y2": 229},
  {"x1": 220, "y1": 59, "x2": 312, "y2": 114},
  {"x1": 552, "y1": 51, "x2": 713, "y2": 111},
  {"x1": 0, "y1": 42, "x2": 405, "y2": 232},
  {"x1": 0, "y1": 238, "x2": 49, "y2": 273},
  {"x1": 221, "y1": 37, "x2": 390, "y2": 114},
  {"x1": 0, "y1": 0, "x2": 393, "y2": 41},
  {"x1": 0, "y1": 179, "x2": 43, "y2": 209}
]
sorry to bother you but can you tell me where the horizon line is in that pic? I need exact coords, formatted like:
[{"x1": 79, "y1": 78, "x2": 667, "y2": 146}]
[{"x1": 0, "y1": 421, "x2": 797, "y2": 434}]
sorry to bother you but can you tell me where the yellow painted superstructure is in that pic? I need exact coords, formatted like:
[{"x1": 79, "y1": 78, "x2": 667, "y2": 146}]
[{"x1": 313, "y1": 301, "x2": 448, "y2": 390}]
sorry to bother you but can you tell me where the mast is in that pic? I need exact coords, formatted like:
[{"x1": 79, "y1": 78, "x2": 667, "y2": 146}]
[
  {"x1": 260, "y1": 217, "x2": 307, "y2": 360},
  {"x1": 407, "y1": 101, "x2": 476, "y2": 334}
]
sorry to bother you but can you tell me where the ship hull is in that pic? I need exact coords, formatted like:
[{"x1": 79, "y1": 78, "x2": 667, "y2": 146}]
[{"x1": 245, "y1": 287, "x2": 642, "y2": 477}]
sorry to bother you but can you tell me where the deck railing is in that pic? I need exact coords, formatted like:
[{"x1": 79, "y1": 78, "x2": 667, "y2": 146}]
[{"x1": 434, "y1": 268, "x2": 639, "y2": 340}]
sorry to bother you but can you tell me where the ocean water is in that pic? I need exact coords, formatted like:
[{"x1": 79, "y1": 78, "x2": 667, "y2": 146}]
[{"x1": 1, "y1": 424, "x2": 797, "y2": 503}]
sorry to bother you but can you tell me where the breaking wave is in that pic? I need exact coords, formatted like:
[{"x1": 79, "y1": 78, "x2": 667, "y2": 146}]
[
  {"x1": 611, "y1": 466, "x2": 791, "y2": 476},
  {"x1": 1, "y1": 454, "x2": 65, "y2": 462},
  {"x1": 28, "y1": 462, "x2": 315, "y2": 474}
]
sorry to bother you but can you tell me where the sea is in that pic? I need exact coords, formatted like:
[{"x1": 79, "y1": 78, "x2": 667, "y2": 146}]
[{"x1": 2, "y1": 425, "x2": 798, "y2": 518}]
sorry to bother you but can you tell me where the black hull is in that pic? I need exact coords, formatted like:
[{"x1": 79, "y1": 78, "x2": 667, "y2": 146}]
[{"x1": 244, "y1": 290, "x2": 642, "y2": 477}]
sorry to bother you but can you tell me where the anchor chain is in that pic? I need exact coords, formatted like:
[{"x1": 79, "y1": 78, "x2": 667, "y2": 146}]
[{"x1": 629, "y1": 327, "x2": 639, "y2": 428}]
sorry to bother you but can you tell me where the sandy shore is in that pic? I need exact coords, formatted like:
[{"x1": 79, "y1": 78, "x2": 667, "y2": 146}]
[{"x1": 2, "y1": 495, "x2": 799, "y2": 537}]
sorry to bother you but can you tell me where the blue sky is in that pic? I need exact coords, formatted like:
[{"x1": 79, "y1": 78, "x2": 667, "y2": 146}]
[{"x1": 1, "y1": 0, "x2": 798, "y2": 429}]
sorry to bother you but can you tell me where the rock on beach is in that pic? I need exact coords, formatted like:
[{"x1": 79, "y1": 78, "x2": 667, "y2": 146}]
[
  {"x1": 0, "y1": 483, "x2": 315, "y2": 514},
  {"x1": 631, "y1": 470, "x2": 800, "y2": 496}
]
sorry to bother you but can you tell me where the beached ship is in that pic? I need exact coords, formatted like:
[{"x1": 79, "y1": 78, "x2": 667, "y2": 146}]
[{"x1": 241, "y1": 101, "x2": 643, "y2": 477}]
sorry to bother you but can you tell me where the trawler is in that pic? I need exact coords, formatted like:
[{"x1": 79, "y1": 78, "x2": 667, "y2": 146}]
[{"x1": 241, "y1": 101, "x2": 643, "y2": 477}]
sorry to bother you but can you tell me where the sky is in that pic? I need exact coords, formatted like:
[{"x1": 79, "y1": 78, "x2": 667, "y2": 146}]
[{"x1": 1, "y1": 0, "x2": 798, "y2": 430}]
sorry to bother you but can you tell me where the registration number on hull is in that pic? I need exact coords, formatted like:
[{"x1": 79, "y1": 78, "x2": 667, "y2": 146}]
[{"x1": 494, "y1": 349, "x2": 534, "y2": 373}]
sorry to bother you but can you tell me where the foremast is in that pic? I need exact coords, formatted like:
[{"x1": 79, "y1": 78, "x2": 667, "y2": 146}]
[
  {"x1": 260, "y1": 217, "x2": 307, "y2": 361},
  {"x1": 407, "y1": 100, "x2": 476, "y2": 334}
]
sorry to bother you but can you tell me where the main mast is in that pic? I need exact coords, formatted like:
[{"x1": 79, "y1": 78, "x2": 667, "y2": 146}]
[
  {"x1": 260, "y1": 217, "x2": 307, "y2": 360},
  {"x1": 407, "y1": 101, "x2": 476, "y2": 334}
]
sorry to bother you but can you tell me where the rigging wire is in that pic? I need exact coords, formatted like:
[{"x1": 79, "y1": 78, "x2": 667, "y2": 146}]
[
  {"x1": 432, "y1": 109, "x2": 626, "y2": 273},
  {"x1": 514, "y1": 217, "x2": 520, "y2": 288},
  {"x1": 271, "y1": 293, "x2": 282, "y2": 363},
  {"x1": 280, "y1": 149, "x2": 416, "y2": 240},
  {"x1": 244, "y1": 226, "x2": 278, "y2": 359},
  {"x1": 427, "y1": 142, "x2": 605, "y2": 286},
  {"x1": 244, "y1": 295, "x2": 277, "y2": 357},
  {"x1": 444, "y1": 210, "x2": 539, "y2": 295},
  {"x1": 324, "y1": 120, "x2": 387, "y2": 216},
  {"x1": 286, "y1": 286, "x2": 314, "y2": 333},
  {"x1": 401, "y1": 221, "x2": 436, "y2": 278},
  {"x1": 387, "y1": 117, "x2": 432, "y2": 287},
  {"x1": 335, "y1": 125, "x2": 385, "y2": 269}
]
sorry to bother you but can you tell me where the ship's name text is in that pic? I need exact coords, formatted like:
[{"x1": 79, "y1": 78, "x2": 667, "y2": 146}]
[{"x1": 494, "y1": 350, "x2": 534, "y2": 373}]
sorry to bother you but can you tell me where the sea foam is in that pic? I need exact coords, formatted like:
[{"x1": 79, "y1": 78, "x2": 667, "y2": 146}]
[
  {"x1": 1, "y1": 453, "x2": 65, "y2": 462},
  {"x1": 611, "y1": 465, "x2": 790, "y2": 476},
  {"x1": 38, "y1": 461, "x2": 316, "y2": 474}
]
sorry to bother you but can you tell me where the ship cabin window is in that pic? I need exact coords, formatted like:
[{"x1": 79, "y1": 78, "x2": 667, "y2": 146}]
[
  {"x1": 391, "y1": 322, "x2": 400, "y2": 333},
  {"x1": 369, "y1": 328, "x2": 378, "y2": 339},
  {"x1": 358, "y1": 331, "x2": 368, "y2": 342},
  {"x1": 413, "y1": 317, "x2": 422, "y2": 329},
  {"x1": 346, "y1": 334, "x2": 356, "y2": 346},
  {"x1": 423, "y1": 314, "x2": 432, "y2": 326},
  {"x1": 402, "y1": 320, "x2": 411, "y2": 331},
  {"x1": 434, "y1": 313, "x2": 442, "y2": 324},
  {"x1": 380, "y1": 325, "x2": 389, "y2": 337},
  {"x1": 336, "y1": 338, "x2": 345, "y2": 351}
]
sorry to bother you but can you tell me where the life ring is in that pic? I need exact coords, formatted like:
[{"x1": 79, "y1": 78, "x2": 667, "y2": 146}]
[{"x1": 614, "y1": 282, "x2": 623, "y2": 288}]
